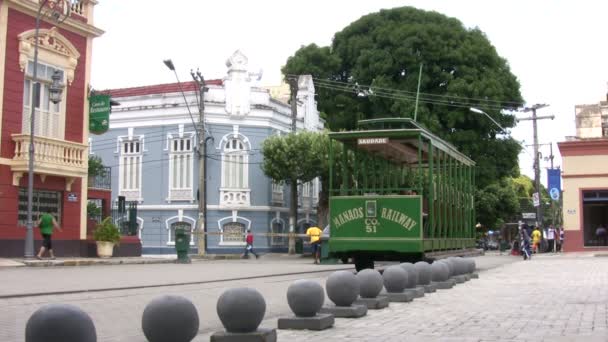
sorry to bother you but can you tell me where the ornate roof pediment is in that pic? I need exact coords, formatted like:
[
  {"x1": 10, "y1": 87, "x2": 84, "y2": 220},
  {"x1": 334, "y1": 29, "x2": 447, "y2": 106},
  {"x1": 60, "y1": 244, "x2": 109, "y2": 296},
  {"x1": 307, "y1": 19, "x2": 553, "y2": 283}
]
[{"x1": 18, "y1": 27, "x2": 80, "y2": 85}]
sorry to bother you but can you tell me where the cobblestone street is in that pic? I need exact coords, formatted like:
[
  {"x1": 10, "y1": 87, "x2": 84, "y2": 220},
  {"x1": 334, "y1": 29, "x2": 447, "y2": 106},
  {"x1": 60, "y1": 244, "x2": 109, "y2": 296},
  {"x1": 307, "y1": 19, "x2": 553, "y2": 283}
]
[
  {"x1": 273, "y1": 254, "x2": 608, "y2": 342},
  {"x1": 1, "y1": 254, "x2": 607, "y2": 341}
]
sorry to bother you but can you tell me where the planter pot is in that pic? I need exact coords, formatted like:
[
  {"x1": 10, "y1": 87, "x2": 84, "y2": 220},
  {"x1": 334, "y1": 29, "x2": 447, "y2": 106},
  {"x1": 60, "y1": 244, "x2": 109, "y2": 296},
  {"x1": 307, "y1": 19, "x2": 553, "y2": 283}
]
[{"x1": 96, "y1": 241, "x2": 115, "y2": 258}]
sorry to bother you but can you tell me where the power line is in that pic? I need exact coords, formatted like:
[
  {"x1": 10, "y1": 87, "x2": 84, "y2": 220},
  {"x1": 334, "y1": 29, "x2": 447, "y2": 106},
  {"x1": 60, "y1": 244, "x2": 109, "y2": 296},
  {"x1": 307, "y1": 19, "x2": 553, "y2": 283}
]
[{"x1": 304, "y1": 76, "x2": 524, "y2": 107}]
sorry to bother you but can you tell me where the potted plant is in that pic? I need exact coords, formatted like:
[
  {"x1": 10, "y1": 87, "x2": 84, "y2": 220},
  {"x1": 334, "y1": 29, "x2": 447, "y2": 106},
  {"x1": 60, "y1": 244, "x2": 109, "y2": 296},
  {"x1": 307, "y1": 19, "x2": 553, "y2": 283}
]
[
  {"x1": 88, "y1": 155, "x2": 107, "y2": 184},
  {"x1": 93, "y1": 217, "x2": 120, "y2": 258}
]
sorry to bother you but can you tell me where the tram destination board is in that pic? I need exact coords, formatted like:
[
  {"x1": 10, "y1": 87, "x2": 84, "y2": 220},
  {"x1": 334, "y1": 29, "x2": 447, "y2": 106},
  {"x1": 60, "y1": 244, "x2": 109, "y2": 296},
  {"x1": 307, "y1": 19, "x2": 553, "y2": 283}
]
[{"x1": 329, "y1": 195, "x2": 423, "y2": 253}]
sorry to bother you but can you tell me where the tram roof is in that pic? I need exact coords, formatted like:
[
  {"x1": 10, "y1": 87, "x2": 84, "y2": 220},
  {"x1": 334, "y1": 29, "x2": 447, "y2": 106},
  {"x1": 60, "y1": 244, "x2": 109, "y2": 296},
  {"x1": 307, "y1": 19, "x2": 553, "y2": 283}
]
[{"x1": 329, "y1": 118, "x2": 475, "y2": 166}]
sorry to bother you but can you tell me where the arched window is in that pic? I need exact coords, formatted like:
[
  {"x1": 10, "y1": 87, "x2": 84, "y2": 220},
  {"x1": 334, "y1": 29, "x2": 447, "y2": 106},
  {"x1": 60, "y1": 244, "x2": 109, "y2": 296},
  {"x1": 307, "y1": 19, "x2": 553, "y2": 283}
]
[
  {"x1": 222, "y1": 222, "x2": 245, "y2": 244},
  {"x1": 220, "y1": 136, "x2": 250, "y2": 207},
  {"x1": 222, "y1": 138, "x2": 248, "y2": 189}
]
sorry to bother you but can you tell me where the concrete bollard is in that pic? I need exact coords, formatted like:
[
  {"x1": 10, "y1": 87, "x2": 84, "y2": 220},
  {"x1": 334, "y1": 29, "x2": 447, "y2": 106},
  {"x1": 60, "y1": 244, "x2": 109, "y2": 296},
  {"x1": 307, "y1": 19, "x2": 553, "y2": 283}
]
[
  {"x1": 26, "y1": 304, "x2": 96, "y2": 342},
  {"x1": 142, "y1": 295, "x2": 199, "y2": 342},
  {"x1": 431, "y1": 261, "x2": 454, "y2": 289},
  {"x1": 465, "y1": 258, "x2": 479, "y2": 278},
  {"x1": 354, "y1": 269, "x2": 389, "y2": 309},
  {"x1": 319, "y1": 270, "x2": 367, "y2": 318},
  {"x1": 278, "y1": 280, "x2": 334, "y2": 330},
  {"x1": 400, "y1": 262, "x2": 425, "y2": 298},
  {"x1": 212, "y1": 288, "x2": 276, "y2": 342},
  {"x1": 381, "y1": 265, "x2": 414, "y2": 302},
  {"x1": 414, "y1": 261, "x2": 436, "y2": 293}
]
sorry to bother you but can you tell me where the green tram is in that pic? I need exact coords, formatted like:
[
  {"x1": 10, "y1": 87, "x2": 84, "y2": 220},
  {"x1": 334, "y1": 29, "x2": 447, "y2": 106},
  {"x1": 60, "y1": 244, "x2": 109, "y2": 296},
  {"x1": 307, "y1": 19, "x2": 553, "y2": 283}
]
[{"x1": 328, "y1": 118, "x2": 476, "y2": 271}]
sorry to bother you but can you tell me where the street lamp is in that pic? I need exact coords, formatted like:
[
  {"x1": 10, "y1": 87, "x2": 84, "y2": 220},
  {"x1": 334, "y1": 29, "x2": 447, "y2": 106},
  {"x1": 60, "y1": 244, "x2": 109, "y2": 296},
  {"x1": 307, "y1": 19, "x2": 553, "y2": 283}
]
[
  {"x1": 469, "y1": 107, "x2": 506, "y2": 133},
  {"x1": 24, "y1": 0, "x2": 71, "y2": 258}
]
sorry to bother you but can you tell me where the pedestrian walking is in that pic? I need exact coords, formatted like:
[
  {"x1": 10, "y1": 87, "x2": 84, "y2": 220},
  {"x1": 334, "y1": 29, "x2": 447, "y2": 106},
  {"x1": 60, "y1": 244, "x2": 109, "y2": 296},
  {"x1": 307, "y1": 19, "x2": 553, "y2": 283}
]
[
  {"x1": 547, "y1": 225, "x2": 556, "y2": 252},
  {"x1": 558, "y1": 227, "x2": 564, "y2": 252},
  {"x1": 595, "y1": 224, "x2": 607, "y2": 246},
  {"x1": 242, "y1": 229, "x2": 259, "y2": 259},
  {"x1": 520, "y1": 224, "x2": 532, "y2": 260},
  {"x1": 36, "y1": 212, "x2": 62, "y2": 260},
  {"x1": 532, "y1": 226, "x2": 542, "y2": 254},
  {"x1": 306, "y1": 225, "x2": 323, "y2": 264}
]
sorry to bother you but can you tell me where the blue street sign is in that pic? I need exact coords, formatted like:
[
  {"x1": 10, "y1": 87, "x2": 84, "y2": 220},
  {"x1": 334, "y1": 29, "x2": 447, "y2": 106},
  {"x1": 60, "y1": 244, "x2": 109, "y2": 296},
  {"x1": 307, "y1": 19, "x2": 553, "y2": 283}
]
[{"x1": 547, "y1": 168, "x2": 561, "y2": 201}]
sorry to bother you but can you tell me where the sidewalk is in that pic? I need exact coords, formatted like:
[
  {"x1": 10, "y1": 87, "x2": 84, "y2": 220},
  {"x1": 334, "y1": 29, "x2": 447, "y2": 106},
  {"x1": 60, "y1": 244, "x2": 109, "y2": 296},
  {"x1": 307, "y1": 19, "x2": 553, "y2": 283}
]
[{"x1": 0, "y1": 252, "x2": 312, "y2": 268}]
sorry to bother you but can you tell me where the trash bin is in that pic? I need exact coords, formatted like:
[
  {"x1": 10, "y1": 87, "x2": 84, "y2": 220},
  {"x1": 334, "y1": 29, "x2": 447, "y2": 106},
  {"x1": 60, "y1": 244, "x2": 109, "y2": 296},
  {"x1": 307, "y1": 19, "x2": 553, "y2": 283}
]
[{"x1": 175, "y1": 226, "x2": 191, "y2": 263}]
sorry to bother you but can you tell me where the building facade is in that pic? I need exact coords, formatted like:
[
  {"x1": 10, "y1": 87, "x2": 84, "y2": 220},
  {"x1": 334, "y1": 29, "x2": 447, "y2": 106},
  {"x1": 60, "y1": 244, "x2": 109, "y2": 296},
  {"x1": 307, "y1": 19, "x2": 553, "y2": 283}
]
[
  {"x1": 93, "y1": 51, "x2": 322, "y2": 254},
  {"x1": 558, "y1": 92, "x2": 608, "y2": 252},
  {"x1": 0, "y1": 0, "x2": 104, "y2": 257}
]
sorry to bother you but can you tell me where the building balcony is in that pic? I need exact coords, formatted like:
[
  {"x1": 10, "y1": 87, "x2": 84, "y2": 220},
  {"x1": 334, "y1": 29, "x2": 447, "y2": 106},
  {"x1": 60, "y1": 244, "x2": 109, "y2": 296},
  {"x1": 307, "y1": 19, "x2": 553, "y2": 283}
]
[
  {"x1": 11, "y1": 134, "x2": 87, "y2": 190},
  {"x1": 88, "y1": 166, "x2": 111, "y2": 190}
]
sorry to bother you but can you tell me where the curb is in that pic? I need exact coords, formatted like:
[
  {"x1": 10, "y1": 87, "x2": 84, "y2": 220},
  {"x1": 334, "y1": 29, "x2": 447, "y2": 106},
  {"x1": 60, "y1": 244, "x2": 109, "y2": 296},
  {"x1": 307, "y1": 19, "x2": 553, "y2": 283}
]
[{"x1": 20, "y1": 258, "x2": 178, "y2": 267}]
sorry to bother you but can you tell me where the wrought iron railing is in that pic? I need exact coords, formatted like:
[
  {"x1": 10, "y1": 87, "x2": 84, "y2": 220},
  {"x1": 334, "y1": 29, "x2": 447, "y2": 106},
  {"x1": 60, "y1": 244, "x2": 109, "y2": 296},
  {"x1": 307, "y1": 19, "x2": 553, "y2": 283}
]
[
  {"x1": 111, "y1": 199, "x2": 138, "y2": 236},
  {"x1": 89, "y1": 167, "x2": 111, "y2": 190}
]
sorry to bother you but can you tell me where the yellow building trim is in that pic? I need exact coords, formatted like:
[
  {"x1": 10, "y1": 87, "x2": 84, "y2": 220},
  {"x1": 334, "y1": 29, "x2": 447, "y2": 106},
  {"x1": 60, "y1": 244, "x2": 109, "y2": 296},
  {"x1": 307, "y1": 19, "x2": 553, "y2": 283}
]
[
  {"x1": 80, "y1": 175, "x2": 88, "y2": 239},
  {"x1": 0, "y1": 1, "x2": 9, "y2": 149},
  {"x1": 0, "y1": 157, "x2": 14, "y2": 166},
  {"x1": 6, "y1": 0, "x2": 104, "y2": 38},
  {"x1": 563, "y1": 155, "x2": 608, "y2": 176},
  {"x1": 80, "y1": 36, "x2": 93, "y2": 240}
]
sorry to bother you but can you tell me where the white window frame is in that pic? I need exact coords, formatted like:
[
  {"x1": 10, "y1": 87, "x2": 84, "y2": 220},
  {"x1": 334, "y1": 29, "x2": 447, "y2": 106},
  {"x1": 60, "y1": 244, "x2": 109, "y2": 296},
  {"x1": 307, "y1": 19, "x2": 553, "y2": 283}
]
[
  {"x1": 221, "y1": 137, "x2": 249, "y2": 189},
  {"x1": 218, "y1": 131, "x2": 251, "y2": 207},
  {"x1": 167, "y1": 133, "x2": 195, "y2": 202},
  {"x1": 22, "y1": 61, "x2": 66, "y2": 140},
  {"x1": 271, "y1": 180, "x2": 284, "y2": 204},
  {"x1": 270, "y1": 217, "x2": 287, "y2": 246},
  {"x1": 165, "y1": 216, "x2": 196, "y2": 246},
  {"x1": 118, "y1": 135, "x2": 143, "y2": 202},
  {"x1": 217, "y1": 215, "x2": 251, "y2": 246}
]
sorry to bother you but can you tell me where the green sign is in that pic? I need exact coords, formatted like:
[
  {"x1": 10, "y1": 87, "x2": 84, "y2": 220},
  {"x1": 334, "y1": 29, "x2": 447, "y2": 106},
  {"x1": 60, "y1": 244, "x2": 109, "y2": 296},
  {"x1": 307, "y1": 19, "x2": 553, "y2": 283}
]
[
  {"x1": 329, "y1": 195, "x2": 423, "y2": 253},
  {"x1": 89, "y1": 94, "x2": 111, "y2": 134}
]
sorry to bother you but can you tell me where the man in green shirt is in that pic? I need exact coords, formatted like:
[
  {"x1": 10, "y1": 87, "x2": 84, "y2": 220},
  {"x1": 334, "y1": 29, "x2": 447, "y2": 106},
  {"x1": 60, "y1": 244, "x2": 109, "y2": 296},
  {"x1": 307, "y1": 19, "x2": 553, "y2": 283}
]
[{"x1": 36, "y1": 213, "x2": 62, "y2": 260}]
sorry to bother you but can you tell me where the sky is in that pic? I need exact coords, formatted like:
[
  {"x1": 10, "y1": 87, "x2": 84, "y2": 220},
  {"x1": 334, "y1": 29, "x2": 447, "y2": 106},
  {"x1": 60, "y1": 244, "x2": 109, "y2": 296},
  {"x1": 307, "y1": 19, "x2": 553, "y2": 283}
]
[{"x1": 90, "y1": 0, "x2": 608, "y2": 188}]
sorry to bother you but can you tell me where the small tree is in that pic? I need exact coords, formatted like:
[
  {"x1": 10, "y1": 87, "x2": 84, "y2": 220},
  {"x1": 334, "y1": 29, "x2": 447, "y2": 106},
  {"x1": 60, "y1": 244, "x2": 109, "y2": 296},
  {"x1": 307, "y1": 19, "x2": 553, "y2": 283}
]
[
  {"x1": 88, "y1": 155, "x2": 107, "y2": 177},
  {"x1": 261, "y1": 132, "x2": 321, "y2": 253}
]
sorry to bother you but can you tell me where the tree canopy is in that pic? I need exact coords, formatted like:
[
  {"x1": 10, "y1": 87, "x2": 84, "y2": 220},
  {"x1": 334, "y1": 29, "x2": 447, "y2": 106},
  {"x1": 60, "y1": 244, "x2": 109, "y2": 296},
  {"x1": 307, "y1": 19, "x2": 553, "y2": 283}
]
[{"x1": 283, "y1": 6, "x2": 524, "y2": 189}]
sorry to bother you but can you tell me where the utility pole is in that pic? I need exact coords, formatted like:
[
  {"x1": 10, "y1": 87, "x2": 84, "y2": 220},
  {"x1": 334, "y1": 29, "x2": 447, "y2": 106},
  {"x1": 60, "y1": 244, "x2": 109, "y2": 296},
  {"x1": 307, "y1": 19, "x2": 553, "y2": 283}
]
[
  {"x1": 287, "y1": 76, "x2": 299, "y2": 254},
  {"x1": 519, "y1": 104, "x2": 554, "y2": 227},
  {"x1": 191, "y1": 70, "x2": 208, "y2": 256}
]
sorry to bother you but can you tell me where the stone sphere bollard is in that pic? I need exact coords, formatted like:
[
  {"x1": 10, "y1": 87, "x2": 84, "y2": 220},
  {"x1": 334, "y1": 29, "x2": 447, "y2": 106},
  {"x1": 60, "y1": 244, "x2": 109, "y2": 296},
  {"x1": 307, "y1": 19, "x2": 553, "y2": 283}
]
[
  {"x1": 414, "y1": 261, "x2": 432, "y2": 285},
  {"x1": 399, "y1": 263, "x2": 418, "y2": 288},
  {"x1": 438, "y1": 259, "x2": 454, "y2": 277},
  {"x1": 326, "y1": 270, "x2": 360, "y2": 306},
  {"x1": 217, "y1": 288, "x2": 266, "y2": 333},
  {"x1": 454, "y1": 257, "x2": 467, "y2": 275},
  {"x1": 382, "y1": 265, "x2": 408, "y2": 293},
  {"x1": 26, "y1": 304, "x2": 96, "y2": 342},
  {"x1": 287, "y1": 280, "x2": 325, "y2": 317},
  {"x1": 431, "y1": 261, "x2": 449, "y2": 282},
  {"x1": 357, "y1": 269, "x2": 384, "y2": 298},
  {"x1": 465, "y1": 258, "x2": 476, "y2": 273},
  {"x1": 142, "y1": 295, "x2": 199, "y2": 342}
]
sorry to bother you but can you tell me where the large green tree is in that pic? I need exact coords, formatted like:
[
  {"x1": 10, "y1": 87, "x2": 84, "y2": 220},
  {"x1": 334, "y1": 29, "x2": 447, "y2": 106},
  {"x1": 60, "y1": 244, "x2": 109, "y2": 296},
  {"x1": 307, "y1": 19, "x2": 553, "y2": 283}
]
[
  {"x1": 261, "y1": 132, "x2": 322, "y2": 253},
  {"x1": 283, "y1": 6, "x2": 524, "y2": 189}
]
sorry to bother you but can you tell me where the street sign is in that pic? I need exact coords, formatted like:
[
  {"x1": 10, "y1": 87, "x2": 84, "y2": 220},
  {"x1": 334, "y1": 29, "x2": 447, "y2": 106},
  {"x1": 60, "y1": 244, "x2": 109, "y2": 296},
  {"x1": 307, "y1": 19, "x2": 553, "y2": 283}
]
[
  {"x1": 550, "y1": 188, "x2": 560, "y2": 201},
  {"x1": 89, "y1": 94, "x2": 111, "y2": 135},
  {"x1": 532, "y1": 192, "x2": 540, "y2": 207},
  {"x1": 522, "y1": 213, "x2": 536, "y2": 219}
]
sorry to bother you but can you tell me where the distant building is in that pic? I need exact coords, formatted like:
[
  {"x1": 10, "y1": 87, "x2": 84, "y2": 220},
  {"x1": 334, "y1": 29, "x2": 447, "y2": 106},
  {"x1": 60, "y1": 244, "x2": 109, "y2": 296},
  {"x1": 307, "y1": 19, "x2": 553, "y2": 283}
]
[
  {"x1": 559, "y1": 89, "x2": 608, "y2": 252},
  {"x1": 93, "y1": 51, "x2": 322, "y2": 254}
]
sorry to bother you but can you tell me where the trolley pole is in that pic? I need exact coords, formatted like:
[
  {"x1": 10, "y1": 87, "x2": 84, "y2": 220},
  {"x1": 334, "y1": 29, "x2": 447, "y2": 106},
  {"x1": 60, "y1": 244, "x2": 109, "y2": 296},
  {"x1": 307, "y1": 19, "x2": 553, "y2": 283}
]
[
  {"x1": 520, "y1": 104, "x2": 553, "y2": 227},
  {"x1": 191, "y1": 70, "x2": 208, "y2": 256},
  {"x1": 287, "y1": 76, "x2": 299, "y2": 254}
]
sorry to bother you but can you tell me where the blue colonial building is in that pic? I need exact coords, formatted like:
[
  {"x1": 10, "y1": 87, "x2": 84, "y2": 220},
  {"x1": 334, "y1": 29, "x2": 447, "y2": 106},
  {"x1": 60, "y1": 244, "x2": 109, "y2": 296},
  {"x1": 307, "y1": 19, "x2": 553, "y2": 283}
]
[{"x1": 91, "y1": 51, "x2": 322, "y2": 254}]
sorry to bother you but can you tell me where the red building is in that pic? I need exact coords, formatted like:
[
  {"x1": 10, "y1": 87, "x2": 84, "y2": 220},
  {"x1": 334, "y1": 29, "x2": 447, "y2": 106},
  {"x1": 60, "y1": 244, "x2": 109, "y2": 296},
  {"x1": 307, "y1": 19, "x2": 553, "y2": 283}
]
[{"x1": 0, "y1": 0, "x2": 106, "y2": 257}]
